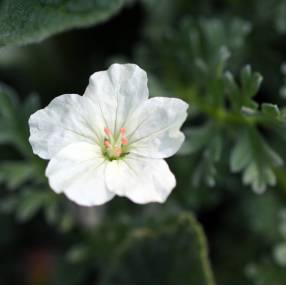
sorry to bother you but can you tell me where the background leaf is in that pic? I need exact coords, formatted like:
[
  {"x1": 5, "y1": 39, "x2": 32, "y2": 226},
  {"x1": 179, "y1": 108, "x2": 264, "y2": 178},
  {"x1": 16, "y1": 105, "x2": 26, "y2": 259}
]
[
  {"x1": 100, "y1": 212, "x2": 214, "y2": 284},
  {"x1": 0, "y1": 0, "x2": 128, "y2": 47}
]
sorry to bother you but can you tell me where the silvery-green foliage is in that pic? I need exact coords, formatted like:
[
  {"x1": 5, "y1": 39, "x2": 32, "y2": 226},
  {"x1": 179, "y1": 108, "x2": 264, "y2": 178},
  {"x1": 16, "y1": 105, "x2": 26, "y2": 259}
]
[
  {"x1": 0, "y1": 85, "x2": 74, "y2": 232},
  {"x1": 0, "y1": 0, "x2": 128, "y2": 47},
  {"x1": 137, "y1": 9, "x2": 286, "y2": 193},
  {"x1": 66, "y1": 210, "x2": 214, "y2": 284}
]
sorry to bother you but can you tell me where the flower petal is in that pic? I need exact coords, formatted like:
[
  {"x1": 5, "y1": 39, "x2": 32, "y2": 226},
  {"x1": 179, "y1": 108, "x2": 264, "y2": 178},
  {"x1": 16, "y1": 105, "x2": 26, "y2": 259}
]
[
  {"x1": 127, "y1": 97, "x2": 188, "y2": 159},
  {"x1": 83, "y1": 63, "x2": 149, "y2": 134},
  {"x1": 46, "y1": 142, "x2": 114, "y2": 206},
  {"x1": 105, "y1": 154, "x2": 176, "y2": 204},
  {"x1": 29, "y1": 94, "x2": 104, "y2": 159}
]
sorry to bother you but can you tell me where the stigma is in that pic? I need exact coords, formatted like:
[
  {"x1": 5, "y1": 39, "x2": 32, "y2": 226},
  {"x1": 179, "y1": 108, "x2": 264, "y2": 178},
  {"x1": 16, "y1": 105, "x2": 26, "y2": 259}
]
[{"x1": 103, "y1": 127, "x2": 129, "y2": 160}]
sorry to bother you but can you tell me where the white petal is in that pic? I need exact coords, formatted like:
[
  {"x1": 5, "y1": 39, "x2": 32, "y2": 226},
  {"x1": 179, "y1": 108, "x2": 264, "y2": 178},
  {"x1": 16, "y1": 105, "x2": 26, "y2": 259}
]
[
  {"x1": 126, "y1": 97, "x2": 188, "y2": 159},
  {"x1": 46, "y1": 142, "x2": 114, "y2": 206},
  {"x1": 105, "y1": 154, "x2": 176, "y2": 204},
  {"x1": 29, "y1": 94, "x2": 104, "y2": 159},
  {"x1": 83, "y1": 63, "x2": 149, "y2": 135}
]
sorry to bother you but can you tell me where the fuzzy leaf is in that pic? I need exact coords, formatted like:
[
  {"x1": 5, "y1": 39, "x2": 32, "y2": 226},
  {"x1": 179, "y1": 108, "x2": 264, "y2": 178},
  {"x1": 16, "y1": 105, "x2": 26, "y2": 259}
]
[
  {"x1": 261, "y1": 103, "x2": 286, "y2": 122},
  {"x1": 230, "y1": 129, "x2": 283, "y2": 193},
  {"x1": 0, "y1": 84, "x2": 18, "y2": 118},
  {"x1": 246, "y1": 261, "x2": 286, "y2": 284},
  {"x1": 0, "y1": 161, "x2": 37, "y2": 189},
  {"x1": 0, "y1": 0, "x2": 127, "y2": 47},
  {"x1": 240, "y1": 65, "x2": 263, "y2": 99},
  {"x1": 16, "y1": 189, "x2": 51, "y2": 221},
  {"x1": 182, "y1": 123, "x2": 214, "y2": 154},
  {"x1": 100, "y1": 212, "x2": 214, "y2": 284},
  {"x1": 262, "y1": 103, "x2": 280, "y2": 117},
  {"x1": 0, "y1": 83, "x2": 40, "y2": 156}
]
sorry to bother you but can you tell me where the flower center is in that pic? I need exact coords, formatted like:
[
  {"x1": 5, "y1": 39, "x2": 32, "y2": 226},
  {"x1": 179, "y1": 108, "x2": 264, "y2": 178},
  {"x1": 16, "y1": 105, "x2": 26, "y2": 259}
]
[{"x1": 102, "y1": 127, "x2": 129, "y2": 160}]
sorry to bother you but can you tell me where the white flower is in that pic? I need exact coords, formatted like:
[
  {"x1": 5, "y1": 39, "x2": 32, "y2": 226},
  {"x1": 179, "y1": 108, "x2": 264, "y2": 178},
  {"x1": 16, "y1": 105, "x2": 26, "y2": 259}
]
[{"x1": 29, "y1": 63, "x2": 188, "y2": 206}]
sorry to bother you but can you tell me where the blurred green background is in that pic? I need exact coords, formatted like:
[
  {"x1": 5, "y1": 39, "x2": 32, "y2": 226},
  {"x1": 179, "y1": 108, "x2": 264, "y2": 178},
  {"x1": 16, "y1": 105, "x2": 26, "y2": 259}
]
[{"x1": 1, "y1": 0, "x2": 286, "y2": 284}]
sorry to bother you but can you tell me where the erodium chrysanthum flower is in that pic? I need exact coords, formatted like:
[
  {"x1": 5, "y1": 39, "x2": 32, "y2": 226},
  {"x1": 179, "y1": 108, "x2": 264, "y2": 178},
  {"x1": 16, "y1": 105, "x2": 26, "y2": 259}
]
[{"x1": 29, "y1": 64, "x2": 188, "y2": 206}]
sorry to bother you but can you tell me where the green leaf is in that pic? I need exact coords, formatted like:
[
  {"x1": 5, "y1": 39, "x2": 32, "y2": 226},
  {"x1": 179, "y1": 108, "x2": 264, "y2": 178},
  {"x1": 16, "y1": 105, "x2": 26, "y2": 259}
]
[
  {"x1": 0, "y1": 83, "x2": 41, "y2": 156},
  {"x1": 240, "y1": 65, "x2": 263, "y2": 99},
  {"x1": 66, "y1": 245, "x2": 89, "y2": 264},
  {"x1": 181, "y1": 123, "x2": 214, "y2": 154},
  {"x1": 59, "y1": 212, "x2": 74, "y2": 232},
  {"x1": 100, "y1": 212, "x2": 214, "y2": 284},
  {"x1": 22, "y1": 93, "x2": 41, "y2": 116},
  {"x1": 261, "y1": 103, "x2": 286, "y2": 123},
  {"x1": 0, "y1": 121, "x2": 17, "y2": 144},
  {"x1": 246, "y1": 260, "x2": 286, "y2": 284},
  {"x1": 209, "y1": 134, "x2": 223, "y2": 162},
  {"x1": 181, "y1": 122, "x2": 224, "y2": 187},
  {"x1": 0, "y1": 84, "x2": 18, "y2": 119},
  {"x1": 182, "y1": 123, "x2": 223, "y2": 187},
  {"x1": 262, "y1": 103, "x2": 280, "y2": 117},
  {"x1": 274, "y1": 243, "x2": 286, "y2": 267},
  {"x1": 0, "y1": 196, "x2": 19, "y2": 213},
  {"x1": 192, "y1": 156, "x2": 217, "y2": 187},
  {"x1": 0, "y1": 0, "x2": 127, "y2": 47},
  {"x1": 224, "y1": 71, "x2": 240, "y2": 99},
  {"x1": 230, "y1": 128, "x2": 283, "y2": 193},
  {"x1": 16, "y1": 188, "x2": 51, "y2": 221},
  {"x1": 224, "y1": 70, "x2": 286, "y2": 125},
  {"x1": 223, "y1": 67, "x2": 262, "y2": 110},
  {"x1": 242, "y1": 191, "x2": 283, "y2": 243},
  {"x1": 275, "y1": 1, "x2": 286, "y2": 34},
  {"x1": 230, "y1": 132, "x2": 252, "y2": 172},
  {"x1": 0, "y1": 161, "x2": 37, "y2": 189}
]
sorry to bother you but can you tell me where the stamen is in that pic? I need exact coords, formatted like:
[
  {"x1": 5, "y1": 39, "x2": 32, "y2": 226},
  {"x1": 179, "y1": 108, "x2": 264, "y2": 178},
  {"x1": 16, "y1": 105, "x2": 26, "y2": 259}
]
[
  {"x1": 103, "y1": 127, "x2": 128, "y2": 160},
  {"x1": 104, "y1": 127, "x2": 112, "y2": 137},
  {"x1": 121, "y1": 137, "x2": 128, "y2": 145},
  {"x1": 120, "y1": 127, "x2": 126, "y2": 135},
  {"x1": 120, "y1": 127, "x2": 128, "y2": 145},
  {"x1": 104, "y1": 140, "x2": 111, "y2": 148},
  {"x1": 114, "y1": 146, "x2": 122, "y2": 157}
]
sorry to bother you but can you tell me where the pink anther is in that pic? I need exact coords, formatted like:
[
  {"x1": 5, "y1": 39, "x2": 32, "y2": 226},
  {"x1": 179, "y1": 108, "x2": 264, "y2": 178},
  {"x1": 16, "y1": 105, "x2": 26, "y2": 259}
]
[
  {"x1": 120, "y1": 127, "x2": 126, "y2": 135},
  {"x1": 121, "y1": 137, "x2": 128, "y2": 145},
  {"x1": 104, "y1": 140, "x2": 111, "y2": 148},
  {"x1": 104, "y1": 127, "x2": 112, "y2": 136},
  {"x1": 114, "y1": 146, "x2": 122, "y2": 157}
]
